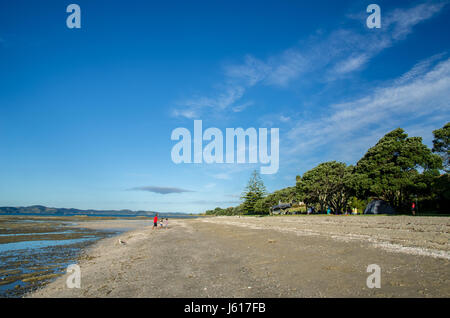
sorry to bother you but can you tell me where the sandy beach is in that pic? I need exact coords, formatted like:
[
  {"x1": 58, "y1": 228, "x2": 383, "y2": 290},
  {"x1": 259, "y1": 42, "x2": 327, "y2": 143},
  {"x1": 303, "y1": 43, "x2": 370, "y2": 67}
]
[{"x1": 28, "y1": 215, "x2": 450, "y2": 298}]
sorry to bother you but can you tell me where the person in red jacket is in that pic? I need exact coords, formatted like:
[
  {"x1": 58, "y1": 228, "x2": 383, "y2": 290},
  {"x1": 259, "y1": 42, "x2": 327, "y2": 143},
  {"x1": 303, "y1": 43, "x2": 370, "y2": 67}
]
[
  {"x1": 411, "y1": 202, "x2": 416, "y2": 216},
  {"x1": 153, "y1": 213, "x2": 158, "y2": 229}
]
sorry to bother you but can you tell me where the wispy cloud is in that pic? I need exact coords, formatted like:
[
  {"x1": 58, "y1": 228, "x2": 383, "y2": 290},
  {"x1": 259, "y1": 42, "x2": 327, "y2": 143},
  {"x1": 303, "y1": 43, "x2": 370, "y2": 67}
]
[
  {"x1": 332, "y1": 54, "x2": 369, "y2": 75},
  {"x1": 328, "y1": 0, "x2": 448, "y2": 76},
  {"x1": 386, "y1": 1, "x2": 448, "y2": 40},
  {"x1": 232, "y1": 101, "x2": 254, "y2": 113},
  {"x1": 213, "y1": 173, "x2": 232, "y2": 180},
  {"x1": 130, "y1": 186, "x2": 195, "y2": 194},
  {"x1": 285, "y1": 54, "x2": 450, "y2": 161},
  {"x1": 395, "y1": 52, "x2": 447, "y2": 85},
  {"x1": 172, "y1": 85, "x2": 245, "y2": 119},
  {"x1": 172, "y1": 1, "x2": 447, "y2": 119},
  {"x1": 258, "y1": 113, "x2": 293, "y2": 127}
]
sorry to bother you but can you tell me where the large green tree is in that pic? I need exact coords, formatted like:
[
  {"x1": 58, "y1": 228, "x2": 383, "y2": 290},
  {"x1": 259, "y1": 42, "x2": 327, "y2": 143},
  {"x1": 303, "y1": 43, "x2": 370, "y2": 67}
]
[
  {"x1": 355, "y1": 128, "x2": 442, "y2": 211},
  {"x1": 241, "y1": 170, "x2": 267, "y2": 214},
  {"x1": 297, "y1": 161, "x2": 354, "y2": 213},
  {"x1": 432, "y1": 122, "x2": 450, "y2": 173}
]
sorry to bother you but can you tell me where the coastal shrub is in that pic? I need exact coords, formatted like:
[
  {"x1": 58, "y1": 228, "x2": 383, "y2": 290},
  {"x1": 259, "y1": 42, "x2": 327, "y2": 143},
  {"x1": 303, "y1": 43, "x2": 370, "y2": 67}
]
[
  {"x1": 253, "y1": 198, "x2": 271, "y2": 215},
  {"x1": 349, "y1": 197, "x2": 367, "y2": 214}
]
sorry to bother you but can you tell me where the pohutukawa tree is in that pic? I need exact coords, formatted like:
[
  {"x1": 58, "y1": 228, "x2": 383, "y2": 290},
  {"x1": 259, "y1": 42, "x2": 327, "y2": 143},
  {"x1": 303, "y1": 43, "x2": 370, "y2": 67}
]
[
  {"x1": 355, "y1": 128, "x2": 442, "y2": 211},
  {"x1": 296, "y1": 161, "x2": 355, "y2": 213}
]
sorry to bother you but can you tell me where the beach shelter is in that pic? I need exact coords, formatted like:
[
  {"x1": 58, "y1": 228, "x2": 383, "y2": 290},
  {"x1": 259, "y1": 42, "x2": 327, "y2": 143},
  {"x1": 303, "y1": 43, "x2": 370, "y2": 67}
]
[{"x1": 364, "y1": 199, "x2": 396, "y2": 215}]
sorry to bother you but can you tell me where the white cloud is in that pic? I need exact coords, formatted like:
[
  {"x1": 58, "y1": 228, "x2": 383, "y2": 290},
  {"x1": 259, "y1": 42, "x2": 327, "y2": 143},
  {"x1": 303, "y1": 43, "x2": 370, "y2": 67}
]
[
  {"x1": 204, "y1": 183, "x2": 216, "y2": 189},
  {"x1": 395, "y1": 52, "x2": 447, "y2": 85},
  {"x1": 172, "y1": 109, "x2": 199, "y2": 119},
  {"x1": 332, "y1": 54, "x2": 368, "y2": 75},
  {"x1": 232, "y1": 101, "x2": 254, "y2": 113},
  {"x1": 265, "y1": 49, "x2": 308, "y2": 86},
  {"x1": 225, "y1": 55, "x2": 271, "y2": 86},
  {"x1": 171, "y1": 1, "x2": 447, "y2": 119},
  {"x1": 213, "y1": 173, "x2": 232, "y2": 180},
  {"x1": 279, "y1": 115, "x2": 291, "y2": 122},
  {"x1": 386, "y1": 1, "x2": 448, "y2": 40},
  {"x1": 285, "y1": 55, "x2": 450, "y2": 163},
  {"x1": 173, "y1": 84, "x2": 245, "y2": 119}
]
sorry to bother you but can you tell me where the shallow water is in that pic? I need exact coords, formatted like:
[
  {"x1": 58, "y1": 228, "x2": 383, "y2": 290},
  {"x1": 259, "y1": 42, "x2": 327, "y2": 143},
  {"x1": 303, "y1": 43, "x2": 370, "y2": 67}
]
[
  {"x1": 0, "y1": 230, "x2": 78, "y2": 237},
  {"x1": 0, "y1": 237, "x2": 98, "y2": 253},
  {"x1": 0, "y1": 216, "x2": 122, "y2": 298}
]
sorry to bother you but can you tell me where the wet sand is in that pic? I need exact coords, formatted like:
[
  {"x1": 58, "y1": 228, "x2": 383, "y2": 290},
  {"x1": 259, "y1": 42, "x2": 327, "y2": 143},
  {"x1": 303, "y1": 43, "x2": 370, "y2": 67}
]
[
  {"x1": 0, "y1": 216, "x2": 152, "y2": 297},
  {"x1": 28, "y1": 215, "x2": 450, "y2": 298}
]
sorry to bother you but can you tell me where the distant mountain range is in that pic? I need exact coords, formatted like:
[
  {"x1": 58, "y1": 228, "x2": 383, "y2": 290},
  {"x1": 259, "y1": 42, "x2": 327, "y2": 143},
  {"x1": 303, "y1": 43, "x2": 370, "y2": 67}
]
[{"x1": 0, "y1": 205, "x2": 193, "y2": 217}]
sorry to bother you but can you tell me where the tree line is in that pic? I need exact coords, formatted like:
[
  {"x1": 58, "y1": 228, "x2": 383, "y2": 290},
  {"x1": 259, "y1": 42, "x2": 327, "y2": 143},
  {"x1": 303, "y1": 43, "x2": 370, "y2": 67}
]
[{"x1": 204, "y1": 123, "x2": 449, "y2": 216}]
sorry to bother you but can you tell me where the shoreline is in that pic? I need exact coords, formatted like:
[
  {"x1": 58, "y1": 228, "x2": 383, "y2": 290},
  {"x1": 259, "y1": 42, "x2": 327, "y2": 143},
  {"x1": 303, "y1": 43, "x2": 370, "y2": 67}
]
[{"x1": 27, "y1": 215, "x2": 449, "y2": 298}]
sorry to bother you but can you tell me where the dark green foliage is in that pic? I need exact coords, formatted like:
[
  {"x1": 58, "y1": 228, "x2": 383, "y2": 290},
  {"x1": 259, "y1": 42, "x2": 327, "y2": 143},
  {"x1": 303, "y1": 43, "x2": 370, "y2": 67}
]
[
  {"x1": 417, "y1": 173, "x2": 450, "y2": 213},
  {"x1": 349, "y1": 197, "x2": 368, "y2": 213},
  {"x1": 354, "y1": 128, "x2": 442, "y2": 211},
  {"x1": 240, "y1": 170, "x2": 267, "y2": 215},
  {"x1": 432, "y1": 174, "x2": 450, "y2": 210},
  {"x1": 203, "y1": 125, "x2": 449, "y2": 216},
  {"x1": 296, "y1": 161, "x2": 355, "y2": 213},
  {"x1": 205, "y1": 205, "x2": 242, "y2": 216},
  {"x1": 254, "y1": 187, "x2": 300, "y2": 214},
  {"x1": 432, "y1": 122, "x2": 450, "y2": 173}
]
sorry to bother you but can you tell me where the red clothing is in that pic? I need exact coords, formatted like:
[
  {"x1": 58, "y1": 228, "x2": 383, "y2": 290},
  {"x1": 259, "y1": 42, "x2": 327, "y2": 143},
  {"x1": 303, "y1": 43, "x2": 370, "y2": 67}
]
[{"x1": 154, "y1": 216, "x2": 158, "y2": 223}]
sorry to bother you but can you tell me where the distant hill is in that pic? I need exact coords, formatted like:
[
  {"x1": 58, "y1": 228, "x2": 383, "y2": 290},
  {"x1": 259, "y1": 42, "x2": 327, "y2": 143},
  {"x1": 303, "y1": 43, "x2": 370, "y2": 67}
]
[{"x1": 0, "y1": 205, "x2": 193, "y2": 217}]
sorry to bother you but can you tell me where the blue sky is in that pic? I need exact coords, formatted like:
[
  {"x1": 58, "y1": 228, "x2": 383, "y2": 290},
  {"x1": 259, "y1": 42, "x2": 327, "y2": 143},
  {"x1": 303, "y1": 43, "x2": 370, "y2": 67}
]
[{"x1": 0, "y1": 0, "x2": 449, "y2": 213}]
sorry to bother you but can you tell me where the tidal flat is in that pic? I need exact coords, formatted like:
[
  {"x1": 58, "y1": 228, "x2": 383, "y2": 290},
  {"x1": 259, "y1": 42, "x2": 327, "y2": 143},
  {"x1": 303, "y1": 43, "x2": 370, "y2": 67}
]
[
  {"x1": 28, "y1": 215, "x2": 449, "y2": 298},
  {"x1": 0, "y1": 215, "x2": 130, "y2": 297}
]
